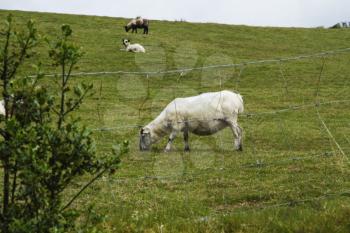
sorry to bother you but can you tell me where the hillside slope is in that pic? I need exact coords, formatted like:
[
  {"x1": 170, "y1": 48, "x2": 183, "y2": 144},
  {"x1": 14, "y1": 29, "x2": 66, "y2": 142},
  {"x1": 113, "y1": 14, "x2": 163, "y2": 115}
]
[{"x1": 1, "y1": 9, "x2": 350, "y2": 232}]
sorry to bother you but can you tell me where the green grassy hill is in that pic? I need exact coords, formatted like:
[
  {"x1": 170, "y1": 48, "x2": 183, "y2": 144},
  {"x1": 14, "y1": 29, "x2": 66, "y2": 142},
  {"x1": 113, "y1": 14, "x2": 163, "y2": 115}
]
[{"x1": 1, "y1": 9, "x2": 350, "y2": 232}]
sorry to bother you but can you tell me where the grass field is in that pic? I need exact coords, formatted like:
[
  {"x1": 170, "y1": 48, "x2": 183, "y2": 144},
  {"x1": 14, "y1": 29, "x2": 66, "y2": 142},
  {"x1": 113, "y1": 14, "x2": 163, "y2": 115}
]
[{"x1": 1, "y1": 9, "x2": 350, "y2": 232}]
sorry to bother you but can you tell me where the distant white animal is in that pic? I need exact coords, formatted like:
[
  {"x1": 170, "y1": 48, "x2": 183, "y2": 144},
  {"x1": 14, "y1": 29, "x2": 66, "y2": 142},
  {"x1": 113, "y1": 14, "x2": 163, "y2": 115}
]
[
  {"x1": 139, "y1": 90, "x2": 244, "y2": 152},
  {"x1": 0, "y1": 100, "x2": 5, "y2": 116},
  {"x1": 122, "y1": 38, "x2": 145, "y2": 53}
]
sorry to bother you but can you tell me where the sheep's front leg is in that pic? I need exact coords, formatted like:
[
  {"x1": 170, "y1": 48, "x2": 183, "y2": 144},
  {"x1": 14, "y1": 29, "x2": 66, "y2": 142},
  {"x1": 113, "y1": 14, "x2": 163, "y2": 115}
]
[
  {"x1": 228, "y1": 120, "x2": 243, "y2": 151},
  {"x1": 164, "y1": 131, "x2": 177, "y2": 152}
]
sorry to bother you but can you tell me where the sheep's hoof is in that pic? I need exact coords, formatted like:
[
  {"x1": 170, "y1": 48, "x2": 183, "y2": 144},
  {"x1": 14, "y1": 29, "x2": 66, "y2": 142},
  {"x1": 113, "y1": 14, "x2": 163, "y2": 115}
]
[
  {"x1": 237, "y1": 145, "x2": 243, "y2": 151},
  {"x1": 184, "y1": 146, "x2": 190, "y2": 152}
]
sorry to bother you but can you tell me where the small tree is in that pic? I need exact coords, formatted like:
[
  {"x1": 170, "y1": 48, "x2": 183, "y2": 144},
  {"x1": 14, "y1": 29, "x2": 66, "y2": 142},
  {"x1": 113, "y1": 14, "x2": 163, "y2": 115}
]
[{"x1": 0, "y1": 15, "x2": 127, "y2": 233}]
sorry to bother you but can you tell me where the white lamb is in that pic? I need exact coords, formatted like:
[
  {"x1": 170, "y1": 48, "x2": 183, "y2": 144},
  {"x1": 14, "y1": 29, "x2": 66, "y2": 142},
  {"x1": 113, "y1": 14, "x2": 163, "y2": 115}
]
[
  {"x1": 122, "y1": 38, "x2": 145, "y2": 53},
  {"x1": 139, "y1": 90, "x2": 244, "y2": 152}
]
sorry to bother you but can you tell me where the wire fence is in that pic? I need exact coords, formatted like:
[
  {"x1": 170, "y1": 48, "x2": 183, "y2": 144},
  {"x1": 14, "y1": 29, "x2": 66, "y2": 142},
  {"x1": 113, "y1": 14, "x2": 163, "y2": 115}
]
[
  {"x1": 76, "y1": 153, "x2": 350, "y2": 216},
  {"x1": 72, "y1": 187, "x2": 350, "y2": 221},
  {"x1": 59, "y1": 46, "x2": 350, "y2": 215},
  {"x1": 85, "y1": 46, "x2": 350, "y2": 160},
  {"x1": 91, "y1": 99, "x2": 350, "y2": 131},
  {"x1": 208, "y1": 188, "x2": 350, "y2": 217},
  {"x1": 97, "y1": 150, "x2": 338, "y2": 183},
  {"x1": 66, "y1": 148, "x2": 350, "y2": 217},
  {"x1": 29, "y1": 47, "x2": 350, "y2": 78}
]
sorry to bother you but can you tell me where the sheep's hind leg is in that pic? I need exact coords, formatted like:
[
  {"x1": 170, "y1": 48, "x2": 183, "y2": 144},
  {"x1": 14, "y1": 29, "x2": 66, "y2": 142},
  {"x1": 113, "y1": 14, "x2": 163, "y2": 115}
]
[
  {"x1": 228, "y1": 120, "x2": 243, "y2": 151},
  {"x1": 164, "y1": 131, "x2": 177, "y2": 152},
  {"x1": 183, "y1": 130, "x2": 190, "y2": 152}
]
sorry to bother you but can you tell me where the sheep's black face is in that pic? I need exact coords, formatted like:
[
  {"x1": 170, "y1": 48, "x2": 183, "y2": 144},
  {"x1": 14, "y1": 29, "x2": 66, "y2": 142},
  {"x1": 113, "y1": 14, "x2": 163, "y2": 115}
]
[
  {"x1": 139, "y1": 128, "x2": 151, "y2": 151},
  {"x1": 124, "y1": 26, "x2": 130, "y2": 32},
  {"x1": 122, "y1": 39, "x2": 130, "y2": 47}
]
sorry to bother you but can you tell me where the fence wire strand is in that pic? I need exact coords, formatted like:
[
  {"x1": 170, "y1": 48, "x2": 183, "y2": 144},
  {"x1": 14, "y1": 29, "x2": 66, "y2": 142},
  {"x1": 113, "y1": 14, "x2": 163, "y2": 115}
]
[
  {"x1": 209, "y1": 189, "x2": 350, "y2": 217},
  {"x1": 91, "y1": 99, "x2": 350, "y2": 131},
  {"x1": 316, "y1": 109, "x2": 347, "y2": 158},
  {"x1": 29, "y1": 47, "x2": 350, "y2": 78}
]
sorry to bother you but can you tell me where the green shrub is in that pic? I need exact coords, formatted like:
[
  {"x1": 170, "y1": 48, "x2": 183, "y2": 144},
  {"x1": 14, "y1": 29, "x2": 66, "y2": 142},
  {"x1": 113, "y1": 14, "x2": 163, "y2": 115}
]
[{"x1": 0, "y1": 14, "x2": 128, "y2": 233}]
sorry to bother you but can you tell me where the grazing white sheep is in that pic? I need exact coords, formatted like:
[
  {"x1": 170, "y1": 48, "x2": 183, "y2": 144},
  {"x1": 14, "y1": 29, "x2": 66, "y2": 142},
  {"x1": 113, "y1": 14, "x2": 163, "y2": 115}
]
[
  {"x1": 122, "y1": 38, "x2": 145, "y2": 53},
  {"x1": 0, "y1": 100, "x2": 5, "y2": 116},
  {"x1": 139, "y1": 90, "x2": 244, "y2": 152}
]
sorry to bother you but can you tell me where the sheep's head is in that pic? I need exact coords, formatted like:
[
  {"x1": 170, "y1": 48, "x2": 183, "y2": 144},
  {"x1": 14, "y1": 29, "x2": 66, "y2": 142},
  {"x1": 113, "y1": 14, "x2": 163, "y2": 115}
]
[
  {"x1": 139, "y1": 127, "x2": 151, "y2": 151},
  {"x1": 122, "y1": 38, "x2": 130, "y2": 47},
  {"x1": 124, "y1": 26, "x2": 130, "y2": 32}
]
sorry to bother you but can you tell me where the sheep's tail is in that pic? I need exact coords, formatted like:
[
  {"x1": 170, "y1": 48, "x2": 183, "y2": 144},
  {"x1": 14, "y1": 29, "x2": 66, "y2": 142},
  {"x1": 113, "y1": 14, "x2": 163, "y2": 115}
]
[{"x1": 236, "y1": 94, "x2": 244, "y2": 114}]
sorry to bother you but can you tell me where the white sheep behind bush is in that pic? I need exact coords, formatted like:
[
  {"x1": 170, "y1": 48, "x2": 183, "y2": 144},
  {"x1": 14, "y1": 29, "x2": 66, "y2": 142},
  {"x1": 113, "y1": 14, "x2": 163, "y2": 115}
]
[
  {"x1": 139, "y1": 90, "x2": 244, "y2": 152},
  {"x1": 0, "y1": 100, "x2": 5, "y2": 116}
]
